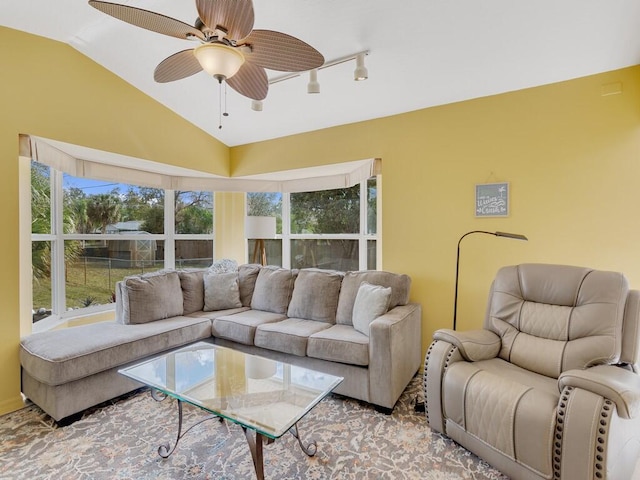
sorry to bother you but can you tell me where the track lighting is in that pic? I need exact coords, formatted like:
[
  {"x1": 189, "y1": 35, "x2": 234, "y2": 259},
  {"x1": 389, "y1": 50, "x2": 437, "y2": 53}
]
[
  {"x1": 307, "y1": 69, "x2": 320, "y2": 94},
  {"x1": 250, "y1": 51, "x2": 369, "y2": 110},
  {"x1": 354, "y1": 53, "x2": 368, "y2": 81}
]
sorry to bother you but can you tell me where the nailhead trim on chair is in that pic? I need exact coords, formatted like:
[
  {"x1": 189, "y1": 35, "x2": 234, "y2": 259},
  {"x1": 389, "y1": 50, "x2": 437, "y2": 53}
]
[
  {"x1": 553, "y1": 386, "x2": 572, "y2": 478},
  {"x1": 422, "y1": 341, "x2": 457, "y2": 425},
  {"x1": 594, "y1": 399, "x2": 612, "y2": 479},
  {"x1": 554, "y1": 387, "x2": 612, "y2": 480},
  {"x1": 423, "y1": 342, "x2": 436, "y2": 423}
]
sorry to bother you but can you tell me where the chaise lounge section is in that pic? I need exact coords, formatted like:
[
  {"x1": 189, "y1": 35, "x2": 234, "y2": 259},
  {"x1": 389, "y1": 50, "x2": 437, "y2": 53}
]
[{"x1": 20, "y1": 264, "x2": 422, "y2": 422}]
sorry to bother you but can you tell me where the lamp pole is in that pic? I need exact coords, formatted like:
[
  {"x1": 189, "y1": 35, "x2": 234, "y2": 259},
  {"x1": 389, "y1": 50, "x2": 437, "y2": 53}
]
[{"x1": 453, "y1": 231, "x2": 528, "y2": 330}]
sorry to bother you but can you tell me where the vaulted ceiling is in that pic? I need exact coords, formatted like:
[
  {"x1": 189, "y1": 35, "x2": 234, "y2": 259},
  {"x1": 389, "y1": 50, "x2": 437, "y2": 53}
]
[{"x1": 3, "y1": 0, "x2": 640, "y2": 146}]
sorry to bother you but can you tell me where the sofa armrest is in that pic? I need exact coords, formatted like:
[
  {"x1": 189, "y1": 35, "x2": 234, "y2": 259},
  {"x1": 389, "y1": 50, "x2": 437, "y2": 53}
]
[
  {"x1": 559, "y1": 365, "x2": 640, "y2": 419},
  {"x1": 368, "y1": 303, "x2": 422, "y2": 409},
  {"x1": 433, "y1": 329, "x2": 501, "y2": 362}
]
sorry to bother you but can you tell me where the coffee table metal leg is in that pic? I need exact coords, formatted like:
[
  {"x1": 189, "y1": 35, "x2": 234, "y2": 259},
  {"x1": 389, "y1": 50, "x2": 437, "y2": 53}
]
[
  {"x1": 242, "y1": 427, "x2": 265, "y2": 480},
  {"x1": 150, "y1": 389, "x2": 221, "y2": 459},
  {"x1": 158, "y1": 397, "x2": 184, "y2": 458},
  {"x1": 289, "y1": 423, "x2": 317, "y2": 456}
]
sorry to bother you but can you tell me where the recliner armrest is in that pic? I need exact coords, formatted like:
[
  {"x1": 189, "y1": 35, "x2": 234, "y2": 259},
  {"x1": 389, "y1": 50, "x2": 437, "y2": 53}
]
[
  {"x1": 559, "y1": 365, "x2": 640, "y2": 419},
  {"x1": 433, "y1": 329, "x2": 501, "y2": 362}
]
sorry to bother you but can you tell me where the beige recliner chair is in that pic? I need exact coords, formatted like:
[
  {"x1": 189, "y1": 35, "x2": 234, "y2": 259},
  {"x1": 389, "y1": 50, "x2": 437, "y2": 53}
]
[{"x1": 424, "y1": 264, "x2": 640, "y2": 480}]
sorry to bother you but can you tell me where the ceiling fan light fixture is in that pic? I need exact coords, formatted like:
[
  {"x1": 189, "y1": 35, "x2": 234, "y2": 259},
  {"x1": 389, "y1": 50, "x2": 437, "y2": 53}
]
[
  {"x1": 194, "y1": 43, "x2": 245, "y2": 82},
  {"x1": 354, "y1": 53, "x2": 368, "y2": 81},
  {"x1": 307, "y1": 69, "x2": 320, "y2": 94}
]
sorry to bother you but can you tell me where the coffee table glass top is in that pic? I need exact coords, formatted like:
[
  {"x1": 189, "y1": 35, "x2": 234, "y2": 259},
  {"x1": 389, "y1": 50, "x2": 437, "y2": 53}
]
[{"x1": 120, "y1": 342, "x2": 343, "y2": 439}]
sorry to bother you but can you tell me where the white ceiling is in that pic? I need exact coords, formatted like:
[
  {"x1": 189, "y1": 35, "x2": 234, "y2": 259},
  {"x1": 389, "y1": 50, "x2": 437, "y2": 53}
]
[{"x1": 2, "y1": 0, "x2": 640, "y2": 147}]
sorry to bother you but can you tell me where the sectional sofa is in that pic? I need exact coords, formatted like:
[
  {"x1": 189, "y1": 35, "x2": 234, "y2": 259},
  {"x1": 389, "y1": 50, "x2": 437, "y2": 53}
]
[{"x1": 20, "y1": 264, "x2": 422, "y2": 423}]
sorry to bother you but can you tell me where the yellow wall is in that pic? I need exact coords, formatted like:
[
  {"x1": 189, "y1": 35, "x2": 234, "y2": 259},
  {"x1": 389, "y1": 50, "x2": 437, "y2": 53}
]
[
  {"x1": 232, "y1": 66, "x2": 640, "y2": 351},
  {"x1": 214, "y1": 192, "x2": 247, "y2": 263},
  {"x1": 0, "y1": 27, "x2": 228, "y2": 415}
]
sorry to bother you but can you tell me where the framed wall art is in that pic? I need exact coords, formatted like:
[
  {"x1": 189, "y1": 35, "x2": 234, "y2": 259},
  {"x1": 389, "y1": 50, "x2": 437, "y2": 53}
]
[{"x1": 475, "y1": 182, "x2": 509, "y2": 217}]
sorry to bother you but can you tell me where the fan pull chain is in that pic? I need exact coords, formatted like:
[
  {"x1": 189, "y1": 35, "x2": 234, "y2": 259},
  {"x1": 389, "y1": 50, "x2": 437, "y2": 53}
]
[
  {"x1": 223, "y1": 82, "x2": 229, "y2": 118},
  {"x1": 218, "y1": 81, "x2": 230, "y2": 129},
  {"x1": 218, "y1": 81, "x2": 223, "y2": 130}
]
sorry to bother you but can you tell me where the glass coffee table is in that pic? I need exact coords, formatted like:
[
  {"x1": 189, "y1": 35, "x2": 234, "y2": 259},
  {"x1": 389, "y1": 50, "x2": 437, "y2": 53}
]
[{"x1": 119, "y1": 342, "x2": 343, "y2": 479}]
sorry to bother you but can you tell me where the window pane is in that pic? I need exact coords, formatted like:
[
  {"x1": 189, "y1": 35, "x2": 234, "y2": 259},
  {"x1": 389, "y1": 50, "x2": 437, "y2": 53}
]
[
  {"x1": 31, "y1": 161, "x2": 51, "y2": 235},
  {"x1": 175, "y1": 191, "x2": 213, "y2": 234},
  {"x1": 248, "y1": 239, "x2": 283, "y2": 266},
  {"x1": 291, "y1": 239, "x2": 358, "y2": 271},
  {"x1": 290, "y1": 185, "x2": 360, "y2": 234},
  {"x1": 367, "y1": 240, "x2": 377, "y2": 270},
  {"x1": 65, "y1": 239, "x2": 165, "y2": 310},
  {"x1": 367, "y1": 177, "x2": 377, "y2": 235},
  {"x1": 247, "y1": 192, "x2": 282, "y2": 234},
  {"x1": 175, "y1": 240, "x2": 213, "y2": 268},
  {"x1": 62, "y1": 175, "x2": 164, "y2": 234},
  {"x1": 32, "y1": 241, "x2": 52, "y2": 322}
]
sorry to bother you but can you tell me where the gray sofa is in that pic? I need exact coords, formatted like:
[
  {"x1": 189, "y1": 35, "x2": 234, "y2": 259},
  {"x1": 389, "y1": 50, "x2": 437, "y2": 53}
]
[{"x1": 20, "y1": 265, "x2": 422, "y2": 422}]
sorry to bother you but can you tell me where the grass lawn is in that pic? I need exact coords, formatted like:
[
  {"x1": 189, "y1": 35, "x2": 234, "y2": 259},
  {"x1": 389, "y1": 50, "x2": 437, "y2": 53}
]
[{"x1": 33, "y1": 261, "x2": 164, "y2": 311}]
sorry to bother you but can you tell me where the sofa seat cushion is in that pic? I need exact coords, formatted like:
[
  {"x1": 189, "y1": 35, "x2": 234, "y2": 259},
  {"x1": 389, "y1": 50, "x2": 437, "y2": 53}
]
[
  {"x1": 307, "y1": 325, "x2": 369, "y2": 366},
  {"x1": 444, "y1": 358, "x2": 559, "y2": 478},
  {"x1": 20, "y1": 317, "x2": 212, "y2": 386},
  {"x1": 255, "y1": 318, "x2": 332, "y2": 356},
  {"x1": 212, "y1": 310, "x2": 286, "y2": 345}
]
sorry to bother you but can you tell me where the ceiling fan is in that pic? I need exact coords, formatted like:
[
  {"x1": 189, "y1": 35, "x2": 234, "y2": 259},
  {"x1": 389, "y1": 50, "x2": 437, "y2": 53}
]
[{"x1": 88, "y1": 0, "x2": 325, "y2": 101}]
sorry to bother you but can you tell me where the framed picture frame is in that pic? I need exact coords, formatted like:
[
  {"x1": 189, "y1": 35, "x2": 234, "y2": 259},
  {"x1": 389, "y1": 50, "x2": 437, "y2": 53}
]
[{"x1": 475, "y1": 182, "x2": 509, "y2": 217}]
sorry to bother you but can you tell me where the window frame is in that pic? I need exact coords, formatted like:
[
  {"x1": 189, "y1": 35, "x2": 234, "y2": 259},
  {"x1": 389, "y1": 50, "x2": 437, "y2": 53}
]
[
  {"x1": 247, "y1": 176, "x2": 380, "y2": 270},
  {"x1": 30, "y1": 164, "x2": 215, "y2": 332}
]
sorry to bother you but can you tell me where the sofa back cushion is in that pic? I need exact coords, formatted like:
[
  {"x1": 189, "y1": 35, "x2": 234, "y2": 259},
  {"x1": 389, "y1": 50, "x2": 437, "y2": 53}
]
[
  {"x1": 336, "y1": 270, "x2": 412, "y2": 325},
  {"x1": 287, "y1": 269, "x2": 344, "y2": 323},
  {"x1": 178, "y1": 269, "x2": 206, "y2": 314},
  {"x1": 251, "y1": 266, "x2": 297, "y2": 314},
  {"x1": 485, "y1": 264, "x2": 629, "y2": 378},
  {"x1": 117, "y1": 270, "x2": 184, "y2": 324},
  {"x1": 239, "y1": 264, "x2": 262, "y2": 307}
]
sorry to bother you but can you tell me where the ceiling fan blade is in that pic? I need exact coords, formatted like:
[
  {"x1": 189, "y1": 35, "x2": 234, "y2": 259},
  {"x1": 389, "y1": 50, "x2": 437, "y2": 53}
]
[
  {"x1": 241, "y1": 30, "x2": 324, "y2": 72},
  {"x1": 226, "y1": 62, "x2": 268, "y2": 100},
  {"x1": 196, "y1": 0, "x2": 254, "y2": 41},
  {"x1": 154, "y1": 49, "x2": 202, "y2": 83},
  {"x1": 88, "y1": 1, "x2": 205, "y2": 41}
]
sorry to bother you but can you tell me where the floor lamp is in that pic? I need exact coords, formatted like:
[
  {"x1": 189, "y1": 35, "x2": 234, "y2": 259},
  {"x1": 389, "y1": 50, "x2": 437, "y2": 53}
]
[
  {"x1": 245, "y1": 216, "x2": 276, "y2": 266},
  {"x1": 453, "y1": 230, "x2": 528, "y2": 330}
]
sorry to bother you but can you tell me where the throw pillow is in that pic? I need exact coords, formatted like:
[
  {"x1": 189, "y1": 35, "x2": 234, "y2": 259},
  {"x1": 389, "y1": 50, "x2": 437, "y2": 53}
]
[
  {"x1": 208, "y1": 258, "x2": 238, "y2": 274},
  {"x1": 352, "y1": 281, "x2": 392, "y2": 336},
  {"x1": 203, "y1": 272, "x2": 242, "y2": 311}
]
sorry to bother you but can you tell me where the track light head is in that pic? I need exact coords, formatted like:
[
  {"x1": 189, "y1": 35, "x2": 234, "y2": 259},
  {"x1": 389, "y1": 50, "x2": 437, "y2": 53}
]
[
  {"x1": 354, "y1": 53, "x2": 368, "y2": 81},
  {"x1": 251, "y1": 100, "x2": 263, "y2": 111},
  {"x1": 307, "y1": 69, "x2": 320, "y2": 94}
]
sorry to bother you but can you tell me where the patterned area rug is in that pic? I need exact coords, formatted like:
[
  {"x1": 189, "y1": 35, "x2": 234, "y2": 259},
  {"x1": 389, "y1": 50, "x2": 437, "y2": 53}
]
[{"x1": 0, "y1": 376, "x2": 507, "y2": 480}]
